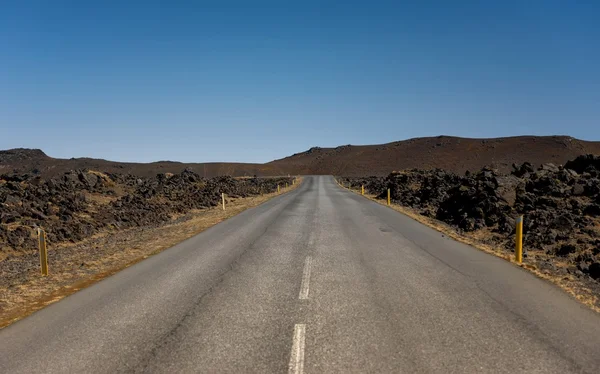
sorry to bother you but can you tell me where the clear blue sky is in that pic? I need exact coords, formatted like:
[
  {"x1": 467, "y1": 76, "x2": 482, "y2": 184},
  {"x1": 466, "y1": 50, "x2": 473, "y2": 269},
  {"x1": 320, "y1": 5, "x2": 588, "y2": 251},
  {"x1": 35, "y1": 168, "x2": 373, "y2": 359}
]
[{"x1": 1, "y1": 1, "x2": 599, "y2": 163}]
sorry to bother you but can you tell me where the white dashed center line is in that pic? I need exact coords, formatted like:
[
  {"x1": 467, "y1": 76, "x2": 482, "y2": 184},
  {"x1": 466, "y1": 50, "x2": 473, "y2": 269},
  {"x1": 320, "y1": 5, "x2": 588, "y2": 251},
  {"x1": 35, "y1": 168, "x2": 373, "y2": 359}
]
[
  {"x1": 288, "y1": 324, "x2": 306, "y2": 374},
  {"x1": 298, "y1": 256, "x2": 312, "y2": 300}
]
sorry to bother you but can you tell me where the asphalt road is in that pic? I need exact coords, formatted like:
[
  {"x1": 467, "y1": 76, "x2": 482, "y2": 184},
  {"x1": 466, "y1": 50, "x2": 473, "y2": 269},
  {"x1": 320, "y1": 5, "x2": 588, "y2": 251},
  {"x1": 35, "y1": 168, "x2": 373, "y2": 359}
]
[{"x1": 1, "y1": 176, "x2": 599, "y2": 373}]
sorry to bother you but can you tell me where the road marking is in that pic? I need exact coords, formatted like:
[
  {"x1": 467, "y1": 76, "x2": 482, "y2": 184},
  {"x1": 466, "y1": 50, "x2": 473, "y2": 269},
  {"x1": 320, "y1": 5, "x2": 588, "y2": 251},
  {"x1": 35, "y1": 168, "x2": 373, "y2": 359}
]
[
  {"x1": 288, "y1": 324, "x2": 306, "y2": 374},
  {"x1": 299, "y1": 256, "x2": 312, "y2": 300}
]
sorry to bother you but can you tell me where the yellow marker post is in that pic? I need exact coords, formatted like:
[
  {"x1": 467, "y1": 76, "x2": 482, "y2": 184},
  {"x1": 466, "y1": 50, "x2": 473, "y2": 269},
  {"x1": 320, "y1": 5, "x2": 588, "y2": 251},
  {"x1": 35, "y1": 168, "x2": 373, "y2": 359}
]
[
  {"x1": 387, "y1": 189, "x2": 391, "y2": 206},
  {"x1": 222, "y1": 193, "x2": 226, "y2": 211},
  {"x1": 286, "y1": 183, "x2": 289, "y2": 189},
  {"x1": 278, "y1": 184, "x2": 280, "y2": 193},
  {"x1": 515, "y1": 215, "x2": 524, "y2": 263},
  {"x1": 361, "y1": 185, "x2": 365, "y2": 195},
  {"x1": 38, "y1": 228, "x2": 48, "y2": 276}
]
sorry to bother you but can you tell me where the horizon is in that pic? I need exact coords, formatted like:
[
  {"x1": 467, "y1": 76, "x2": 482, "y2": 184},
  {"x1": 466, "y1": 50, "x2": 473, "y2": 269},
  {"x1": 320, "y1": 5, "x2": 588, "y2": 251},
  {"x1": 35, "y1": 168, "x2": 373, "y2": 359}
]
[
  {"x1": 1, "y1": 133, "x2": 589, "y2": 164},
  {"x1": 2, "y1": 1, "x2": 599, "y2": 163}
]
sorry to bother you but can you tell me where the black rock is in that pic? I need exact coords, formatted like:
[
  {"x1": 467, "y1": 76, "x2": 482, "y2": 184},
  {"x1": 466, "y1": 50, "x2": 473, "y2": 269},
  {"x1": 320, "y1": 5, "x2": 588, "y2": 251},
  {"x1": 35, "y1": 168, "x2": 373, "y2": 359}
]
[
  {"x1": 564, "y1": 154, "x2": 600, "y2": 174},
  {"x1": 550, "y1": 214, "x2": 575, "y2": 232},
  {"x1": 78, "y1": 171, "x2": 99, "y2": 188},
  {"x1": 572, "y1": 183, "x2": 585, "y2": 196},
  {"x1": 4, "y1": 194, "x2": 22, "y2": 205},
  {"x1": 583, "y1": 204, "x2": 600, "y2": 217},
  {"x1": 577, "y1": 261, "x2": 590, "y2": 273},
  {"x1": 589, "y1": 262, "x2": 600, "y2": 280},
  {"x1": 556, "y1": 244, "x2": 577, "y2": 256},
  {"x1": 0, "y1": 211, "x2": 19, "y2": 223},
  {"x1": 512, "y1": 162, "x2": 534, "y2": 177},
  {"x1": 584, "y1": 179, "x2": 600, "y2": 196}
]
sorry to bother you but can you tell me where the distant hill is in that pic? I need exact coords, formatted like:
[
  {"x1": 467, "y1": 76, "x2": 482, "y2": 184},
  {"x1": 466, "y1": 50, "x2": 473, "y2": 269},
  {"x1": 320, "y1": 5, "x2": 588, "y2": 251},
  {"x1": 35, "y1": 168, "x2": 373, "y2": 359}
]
[
  {"x1": 2, "y1": 135, "x2": 600, "y2": 178},
  {"x1": 0, "y1": 148, "x2": 287, "y2": 178},
  {"x1": 267, "y1": 135, "x2": 600, "y2": 176}
]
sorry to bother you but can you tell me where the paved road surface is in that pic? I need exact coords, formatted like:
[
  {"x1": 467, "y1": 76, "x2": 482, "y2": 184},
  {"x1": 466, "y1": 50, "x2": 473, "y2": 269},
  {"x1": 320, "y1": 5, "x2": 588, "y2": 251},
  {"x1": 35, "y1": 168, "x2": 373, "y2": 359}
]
[{"x1": 1, "y1": 176, "x2": 599, "y2": 373}]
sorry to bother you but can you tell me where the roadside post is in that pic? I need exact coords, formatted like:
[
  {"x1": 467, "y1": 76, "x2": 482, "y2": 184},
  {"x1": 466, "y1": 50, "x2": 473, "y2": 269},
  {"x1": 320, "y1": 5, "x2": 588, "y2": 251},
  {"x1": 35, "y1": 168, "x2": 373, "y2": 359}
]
[
  {"x1": 387, "y1": 189, "x2": 391, "y2": 206},
  {"x1": 286, "y1": 182, "x2": 289, "y2": 189},
  {"x1": 361, "y1": 185, "x2": 365, "y2": 195},
  {"x1": 515, "y1": 215, "x2": 524, "y2": 263},
  {"x1": 222, "y1": 193, "x2": 226, "y2": 210},
  {"x1": 278, "y1": 184, "x2": 280, "y2": 193},
  {"x1": 38, "y1": 228, "x2": 48, "y2": 276}
]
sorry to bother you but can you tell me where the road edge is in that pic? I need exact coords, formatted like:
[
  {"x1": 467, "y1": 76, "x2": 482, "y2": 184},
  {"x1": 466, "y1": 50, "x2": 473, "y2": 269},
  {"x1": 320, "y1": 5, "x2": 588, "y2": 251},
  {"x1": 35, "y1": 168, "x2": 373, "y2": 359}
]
[
  {"x1": 0, "y1": 178, "x2": 304, "y2": 329},
  {"x1": 334, "y1": 178, "x2": 600, "y2": 314}
]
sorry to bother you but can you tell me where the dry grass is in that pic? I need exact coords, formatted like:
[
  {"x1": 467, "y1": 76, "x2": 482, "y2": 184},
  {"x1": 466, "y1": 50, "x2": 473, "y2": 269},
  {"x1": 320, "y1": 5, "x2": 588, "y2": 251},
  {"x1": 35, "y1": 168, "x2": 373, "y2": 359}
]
[
  {"x1": 0, "y1": 180, "x2": 302, "y2": 328},
  {"x1": 84, "y1": 192, "x2": 119, "y2": 205},
  {"x1": 339, "y1": 182, "x2": 600, "y2": 314},
  {"x1": 87, "y1": 170, "x2": 110, "y2": 178},
  {"x1": 87, "y1": 170, "x2": 116, "y2": 187}
]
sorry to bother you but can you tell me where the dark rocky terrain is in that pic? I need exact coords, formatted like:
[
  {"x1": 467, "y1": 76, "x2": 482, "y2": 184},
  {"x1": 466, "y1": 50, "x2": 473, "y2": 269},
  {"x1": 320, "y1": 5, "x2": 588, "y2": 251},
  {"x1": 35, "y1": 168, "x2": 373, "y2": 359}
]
[
  {"x1": 340, "y1": 154, "x2": 600, "y2": 286},
  {"x1": 0, "y1": 169, "x2": 293, "y2": 256},
  {"x1": 3, "y1": 137, "x2": 600, "y2": 301}
]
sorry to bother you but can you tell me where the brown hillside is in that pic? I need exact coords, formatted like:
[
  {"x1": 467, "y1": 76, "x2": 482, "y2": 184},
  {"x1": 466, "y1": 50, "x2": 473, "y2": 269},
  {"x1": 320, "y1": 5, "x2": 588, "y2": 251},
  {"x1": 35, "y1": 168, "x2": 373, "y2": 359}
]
[
  {"x1": 2, "y1": 136, "x2": 600, "y2": 177},
  {"x1": 268, "y1": 135, "x2": 600, "y2": 175},
  {"x1": 0, "y1": 149, "x2": 287, "y2": 178}
]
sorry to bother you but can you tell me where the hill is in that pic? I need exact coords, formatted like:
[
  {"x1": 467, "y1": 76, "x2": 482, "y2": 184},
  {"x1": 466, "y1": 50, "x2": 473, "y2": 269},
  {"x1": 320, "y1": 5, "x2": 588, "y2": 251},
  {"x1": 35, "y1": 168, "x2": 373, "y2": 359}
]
[
  {"x1": 2, "y1": 135, "x2": 600, "y2": 177},
  {"x1": 268, "y1": 135, "x2": 600, "y2": 175},
  {"x1": 0, "y1": 148, "x2": 287, "y2": 178}
]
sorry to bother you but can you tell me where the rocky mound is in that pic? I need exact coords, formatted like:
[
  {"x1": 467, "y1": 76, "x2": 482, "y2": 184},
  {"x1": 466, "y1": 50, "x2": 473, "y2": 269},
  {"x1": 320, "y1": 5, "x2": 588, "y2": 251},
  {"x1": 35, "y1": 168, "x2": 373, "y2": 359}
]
[
  {"x1": 0, "y1": 149, "x2": 49, "y2": 163},
  {"x1": 340, "y1": 154, "x2": 600, "y2": 282},
  {"x1": 0, "y1": 170, "x2": 293, "y2": 255}
]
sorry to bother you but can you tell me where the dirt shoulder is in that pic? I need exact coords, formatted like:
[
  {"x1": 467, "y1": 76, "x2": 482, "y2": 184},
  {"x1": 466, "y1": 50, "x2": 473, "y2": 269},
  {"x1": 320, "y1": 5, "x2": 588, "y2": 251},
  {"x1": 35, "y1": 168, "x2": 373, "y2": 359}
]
[
  {"x1": 0, "y1": 181, "x2": 301, "y2": 328},
  {"x1": 339, "y1": 182, "x2": 600, "y2": 313}
]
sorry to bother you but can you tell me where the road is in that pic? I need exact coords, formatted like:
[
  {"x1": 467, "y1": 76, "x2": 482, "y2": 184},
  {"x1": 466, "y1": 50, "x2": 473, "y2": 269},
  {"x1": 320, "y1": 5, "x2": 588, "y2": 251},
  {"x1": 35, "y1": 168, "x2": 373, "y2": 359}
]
[{"x1": 1, "y1": 176, "x2": 599, "y2": 373}]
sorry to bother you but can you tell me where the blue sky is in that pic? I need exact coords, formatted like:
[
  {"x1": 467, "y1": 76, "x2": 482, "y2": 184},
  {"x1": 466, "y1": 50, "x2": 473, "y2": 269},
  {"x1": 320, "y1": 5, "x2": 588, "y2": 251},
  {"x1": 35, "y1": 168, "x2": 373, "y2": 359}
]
[{"x1": 1, "y1": 1, "x2": 599, "y2": 163}]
